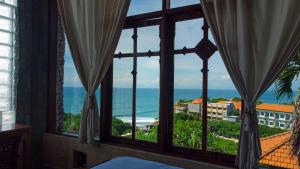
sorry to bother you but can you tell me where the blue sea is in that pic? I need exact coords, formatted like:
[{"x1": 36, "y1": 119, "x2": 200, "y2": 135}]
[{"x1": 64, "y1": 87, "x2": 294, "y2": 126}]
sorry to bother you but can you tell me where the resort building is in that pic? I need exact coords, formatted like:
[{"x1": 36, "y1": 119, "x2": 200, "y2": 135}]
[
  {"x1": 187, "y1": 99, "x2": 239, "y2": 121},
  {"x1": 256, "y1": 104, "x2": 294, "y2": 129},
  {"x1": 260, "y1": 131, "x2": 298, "y2": 168}
]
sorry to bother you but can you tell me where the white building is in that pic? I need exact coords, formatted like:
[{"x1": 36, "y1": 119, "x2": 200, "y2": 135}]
[{"x1": 256, "y1": 103, "x2": 294, "y2": 129}]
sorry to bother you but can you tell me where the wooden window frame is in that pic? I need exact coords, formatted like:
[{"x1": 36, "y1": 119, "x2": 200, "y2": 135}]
[{"x1": 47, "y1": 0, "x2": 238, "y2": 167}]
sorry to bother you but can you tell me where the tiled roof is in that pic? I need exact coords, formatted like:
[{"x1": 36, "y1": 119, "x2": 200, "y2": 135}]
[
  {"x1": 257, "y1": 103, "x2": 294, "y2": 113},
  {"x1": 218, "y1": 100, "x2": 241, "y2": 110},
  {"x1": 260, "y1": 131, "x2": 298, "y2": 168},
  {"x1": 192, "y1": 98, "x2": 203, "y2": 104}
]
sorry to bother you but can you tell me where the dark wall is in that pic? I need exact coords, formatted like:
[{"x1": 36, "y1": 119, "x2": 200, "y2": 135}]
[{"x1": 16, "y1": 0, "x2": 50, "y2": 168}]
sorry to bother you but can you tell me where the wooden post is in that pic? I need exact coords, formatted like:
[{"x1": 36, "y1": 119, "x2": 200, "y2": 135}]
[
  {"x1": 100, "y1": 65, "x2": 113, "y2": 141},
  {"x1": 159, "y1": 14, "x2": 175, "y2": 152}
]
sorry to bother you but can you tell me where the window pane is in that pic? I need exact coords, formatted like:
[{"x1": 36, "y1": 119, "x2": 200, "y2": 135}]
[
  {"x1": 175, "y1": 19, "x2": 203, "y2": 50},
  {"x1": 0, "y1": 31, "x2": 11, "y2": 44},
  {"x1": 173, "y1": 54, "x2": 202, "y2": 149},
  {"x1": 4, "y1": 0, "x2": 17, "y2": 6},
  {"x1": 207, "y1": 52, "x2": 240, "y2": 155},
  {"x1": 0, "y1": 85, "x2": 9, "y2": 97},
  {"x1": 112, "y1": 58, "x2": 133, "y2": 138},
  {"x1": 138, "y1": 26, "x2": 160, "y2": 52},
  {"x1": 0, "y1": 45, "x2": 11, "y2": 57},
  {"x1": 135, "y1": 57, "x2": 160, "y2": 142},
  {"x1": 0, "y1": 4, "x2": 12, "y2": 18},
  {"x1": 127, "y1": 0, "x2": 161, "y2": 16},
  {"x1": 171, "y1": 0, "x2": 200, "y2": 8},
  {"x1": 0, "y1": 72, "x2": 9, "y2": 84},
  {"x1": 0, "y1": 58, "x2": 9, "y2": 71},
  {"x1": 0, "y1": 97, "x2": 9, "y2": 111},
  {"x1": 62, "y1": 41, "x2": 99, "y2": 134},
  {"x1": 115, "y1": 29, "x2": 133, "y2": 54},
  {"x1": 0, "y1": 18, "x2": 11, "y2": 31}
]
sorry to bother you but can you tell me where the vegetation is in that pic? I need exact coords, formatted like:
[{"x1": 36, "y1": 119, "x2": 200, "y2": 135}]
[
  {"x1": 63, "y1": 111, "x2": 287, "y2": 155},
  {"x1": 274, "y1": 51, "x2": 300, "y2": 99},
  {"x1": 232, "y1": 97, "x2": 241, "y2": 102},
  {"x1": 63, "y1": 113, "x2": 81, "y2": 133},
  {"x1": 210, "y1": 97, "x2": 228, "y2": 103},
  {"x1": 112, "y1": 117, "x2": 131, "y2": 136}
]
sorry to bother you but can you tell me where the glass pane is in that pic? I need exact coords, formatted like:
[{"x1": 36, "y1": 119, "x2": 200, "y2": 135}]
[
  {"x1": 127, "y1": 0, "x2": 162, "y2": 16},
  {"x1": 135, "y1": 57, "x2": 160, "y2": 142},
  {"x1": 173, "y1": 54, "x2": 202, "y2": 149},
  {"x1": 0, "y1": 72, "x2": 9, "y2": 84},
  {"x1": 0, "y1": 31, "x2": 11, "y2": 44},
  {"x1": 175, "y1": 19, "x2": 203, "y2": 50},
  {"x1": 2, "y1": 110, "x2": 14, "y2": 124},
  {"x1": 171, "y1": 0, "x2": 200, "y2": 8},
  {"x1": 0, "y1": 97, "x2": 9, "y2": 111},
  {"x1": 115, "y1": 29, "x2": 133, "y2": 54},
  {"x1": 0, "y1": 18, "x2": 11, "y2": 31},
  {"x1": 0, "y1": 58, "x2": 9, "y2": 71},
  {"x1": 138, "y1": 26, "x2": 160, "y2": 52},
  {"x1": 0, "y1": 85, "x2": 9, "y2": 97},
  {"x1": 0, "y1": 45, "x2": 11, "y2": 57},
  {"x1": 0, "y1": 4, "x2": 12, "y2": 18},
  {"x1": 4, "y1": 0, "x2": 17, "y2": 6},
  {"x1": 112, "y1": 58, "x2": 133, "y2": 138},
  {"x1": 63, "y1": 42, "x2": 84, "y2": 134},
  {"x1": 207, "y1": 52, "x2": 240, "y2": 155}
]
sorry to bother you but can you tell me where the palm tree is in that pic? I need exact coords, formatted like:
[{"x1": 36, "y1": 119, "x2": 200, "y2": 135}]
[
  {"x1": 274, "y1": 51, "x2": 300, "y2": 99},
  {"x1": 274, "y1": 50, "x2": 300, "y2": 163}
]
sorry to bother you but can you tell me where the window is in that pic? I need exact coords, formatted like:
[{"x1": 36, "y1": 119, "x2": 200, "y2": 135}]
[
  {"x1": 280, "y1": 114, "x2": 285, "y2": 119},
  {"x1": 279, "y1": 123, "x2": 285, "y2": 128},
  {"x1": 0, "y1": 1, "x2": 16, "y2": 124},
  {"x1": 260, "y1": 112, "x2": 264, "y2": 116},
  {"x1": 112, "y1": 26, "x2": 160, "y2": 142},
  {"x1": 50, "y1": 1, "x2": 298, "y2": 167},
  {"x1": 269, "y1": 113, "x2": 274, "y2": 118}
]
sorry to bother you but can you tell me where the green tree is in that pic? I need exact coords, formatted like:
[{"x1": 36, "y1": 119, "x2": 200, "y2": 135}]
[
  {"x1": 232, "y1": 97, "x2": 241, "y2": 101},
  {"x1": 210, "y1": 97, "x2": 228, "y2": 103}
]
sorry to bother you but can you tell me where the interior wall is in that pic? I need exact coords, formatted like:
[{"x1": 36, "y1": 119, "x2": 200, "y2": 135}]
[{"x1": 43, "y1": 133, "x2": 233, "y2": 169}]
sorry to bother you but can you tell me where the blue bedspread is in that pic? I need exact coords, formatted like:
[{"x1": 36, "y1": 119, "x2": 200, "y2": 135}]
[{"x1": 91, "y1": 157, "x2": 184, "y2": 169}]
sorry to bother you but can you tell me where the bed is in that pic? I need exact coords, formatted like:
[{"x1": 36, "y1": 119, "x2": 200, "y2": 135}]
[{"x1": 91, "y1": 156, "x2": 184, "y2": 169}]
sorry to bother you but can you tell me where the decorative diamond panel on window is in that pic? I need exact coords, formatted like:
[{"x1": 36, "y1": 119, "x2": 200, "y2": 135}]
[{"x1": 195, "y1": 39, "x2": 217, "y2": 60}]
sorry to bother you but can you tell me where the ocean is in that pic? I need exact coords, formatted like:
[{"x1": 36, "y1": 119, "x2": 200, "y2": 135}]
[{"x1": 64, "y1": 87, "x2": 294, "y2": 126}]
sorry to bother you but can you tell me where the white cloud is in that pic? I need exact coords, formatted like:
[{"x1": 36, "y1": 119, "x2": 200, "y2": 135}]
[{"x1": 221, "y1": 74, "x2": 231, "y2": 81}]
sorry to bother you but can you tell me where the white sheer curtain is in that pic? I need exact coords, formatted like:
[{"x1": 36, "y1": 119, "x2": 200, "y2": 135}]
[
  {"x1": 58, "y1": 0, "x2": 130, "y2": 143},
  {"x1": 201, "y1": 0, "x2": 300, "y2": 168}
]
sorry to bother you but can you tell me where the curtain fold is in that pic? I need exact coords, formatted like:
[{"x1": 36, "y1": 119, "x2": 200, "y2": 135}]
[
  {"x1": 58, "y1": 0, "x2": 130, "y2": 144},
  {"x1": 201, "y1": 0, "x2": 300, "y2": 168}
]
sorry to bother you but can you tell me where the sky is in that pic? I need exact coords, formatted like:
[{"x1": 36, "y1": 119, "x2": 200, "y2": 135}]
[{"x1": 64, "y1": 0, "x2": 300, "y2": 91}]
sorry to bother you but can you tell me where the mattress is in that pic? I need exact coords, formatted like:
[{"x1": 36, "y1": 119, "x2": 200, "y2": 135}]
[{"x1": 91, "y1": 156, "x2": 184, "y2": 169}]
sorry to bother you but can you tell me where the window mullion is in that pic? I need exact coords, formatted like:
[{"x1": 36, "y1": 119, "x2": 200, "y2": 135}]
[
  {"x1": 201, "y1": 19, "x2": 209, "y2": 151},
  {"x1": 131, "y1": 28, "x2": 138, "y2": 140}
]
